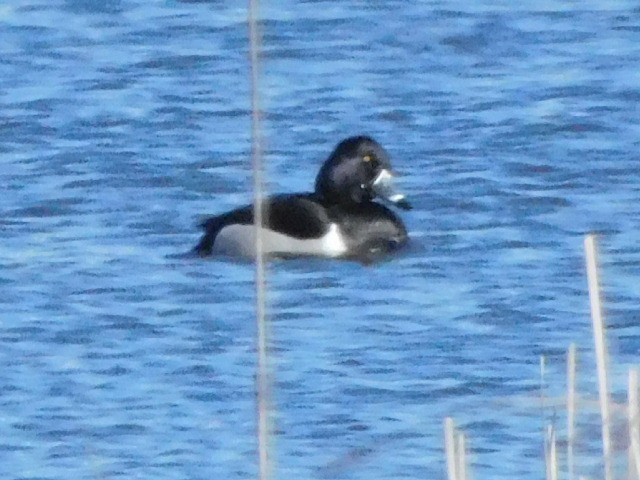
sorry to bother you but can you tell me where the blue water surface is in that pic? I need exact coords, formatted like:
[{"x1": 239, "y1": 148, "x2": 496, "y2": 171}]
[{"x1": 2, "y1": 1, "x2": 640, "y2": 479}]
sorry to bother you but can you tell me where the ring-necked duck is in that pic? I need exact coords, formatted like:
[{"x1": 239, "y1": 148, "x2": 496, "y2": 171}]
[{"x1": 194, "y1": 135, "x2": 411, "y2": 262}]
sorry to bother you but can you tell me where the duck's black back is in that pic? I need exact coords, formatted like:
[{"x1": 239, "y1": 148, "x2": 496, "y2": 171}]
[{"x1": 194, "y1": 193, "x2": 332, "y2": 256}]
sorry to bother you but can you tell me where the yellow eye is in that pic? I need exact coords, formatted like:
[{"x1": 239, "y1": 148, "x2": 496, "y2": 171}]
[{"x1": 363, "y1": 155, "x2": 372, "y2": 162}]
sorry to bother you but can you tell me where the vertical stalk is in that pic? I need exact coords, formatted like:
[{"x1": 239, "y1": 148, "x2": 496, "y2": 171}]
[
  {"x1": 547, "y1": 425, "x2": 558, "y2": 480},
  {"x1": 248, "y1": 1, "x2": 269, "y2": 479},
  {"x1": 629, "y1": 369, "x2": 640, "y2": 480},
  {"x1": 541, "y1": 355, "x2": 549, "y2": 480},
  {"x1": 444, "y1": 417, "x2": 458, "y2": 480},
  {"x1": 584, "y1": 234, "x2": 612, "y2": 480},
  {"x1": 456, "y1": 432, "x2": 467, "y2": 480},
  {"x1": 568, "y1": 343, "x2": 577, "y2": 480}
]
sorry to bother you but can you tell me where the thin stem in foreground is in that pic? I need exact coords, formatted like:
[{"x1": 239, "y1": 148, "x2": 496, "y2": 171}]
[{"x1": 248, "y1": 1, "x2": 269, "y2": 479}]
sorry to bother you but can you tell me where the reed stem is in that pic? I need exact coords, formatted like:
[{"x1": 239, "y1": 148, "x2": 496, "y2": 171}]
[
  {"x1": 584, "y1": 234, "x2": 612, "y2": 480},
  {"x1": 248, "y1": 1, "x2": 269, "y2": 479},
  {"x1": 629, "y1": 369, "x2": 640, "y2": 480},
  {"x1": 547, "y1": 424, "x2": 558, "y2": 480},
  {"x1": 456, "y1": 431, "x2": 467, "y2": 480},
  {"x1": 444, "y1": 417, "x2": 458, "y2": 480},
  {"x1": 568, "y1": 343, "x2": 577, "y2": 480}
]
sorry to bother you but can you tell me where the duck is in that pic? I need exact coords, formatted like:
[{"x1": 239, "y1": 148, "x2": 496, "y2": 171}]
[{"x1": 194, "y1": 135, "x2": 411, "y2": 262}]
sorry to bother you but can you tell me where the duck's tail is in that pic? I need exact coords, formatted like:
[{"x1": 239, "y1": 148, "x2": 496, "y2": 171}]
[{"x1": 193, "y1": 216, "x2": 225, "y2": 257}]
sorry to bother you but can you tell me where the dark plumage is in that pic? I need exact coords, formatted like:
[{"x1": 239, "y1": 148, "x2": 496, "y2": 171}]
[{"x1": 194, "y1": 136, "x2": 411, "y2": 262}]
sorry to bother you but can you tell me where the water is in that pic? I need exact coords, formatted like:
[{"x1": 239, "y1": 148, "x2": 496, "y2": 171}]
[{"x1": 2, "y1": 1, "x2": 640, "y2": 479}]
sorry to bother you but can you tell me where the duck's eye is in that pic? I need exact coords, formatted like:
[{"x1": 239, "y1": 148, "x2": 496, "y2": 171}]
[{"x1": 363, "y1": 155, "x2": 372, "y2": 163}]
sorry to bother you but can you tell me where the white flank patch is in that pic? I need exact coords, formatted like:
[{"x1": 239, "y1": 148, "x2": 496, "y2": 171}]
[{"x1": 213, "y1": 223, "x2": 347, "y2": 259}]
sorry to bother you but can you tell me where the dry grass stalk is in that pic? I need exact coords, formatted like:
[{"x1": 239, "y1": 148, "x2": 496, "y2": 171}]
[
  {"x1": 444, "y1": 417, "x2": 458, "y2": 480},
  {"x1": 568, "y1": 343, "x2": 577, "y2": 480},
  {"x1": 629, "y1": 369, "x2": 640, "y2": 480},
  {"x1": 248, "y1": 0, "x2": 270, "y2": 479},
  {"x1": 545, "y1": 424, "x2": 558, "y2": 480},
  {"x1": 584, "y1": 234, "x2": 613, "y2": 480}
]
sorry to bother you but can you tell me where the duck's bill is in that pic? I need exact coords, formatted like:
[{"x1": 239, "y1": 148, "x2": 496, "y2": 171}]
[{"x1": 371, "y1": 169, "x2": 412, "y2": 210}]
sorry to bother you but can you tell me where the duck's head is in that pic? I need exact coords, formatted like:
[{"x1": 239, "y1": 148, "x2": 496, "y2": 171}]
[{"x1": 315, "y1": 136, "x2": 412, "y2": 210}]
